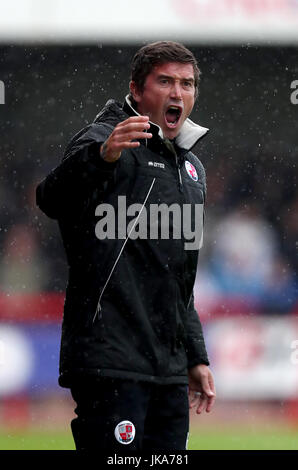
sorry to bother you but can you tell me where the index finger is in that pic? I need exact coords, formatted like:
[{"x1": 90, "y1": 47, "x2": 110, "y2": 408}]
[
  {"x1": 206, "y1": 394, "x2": 216, "y2": 413},
  {"x1": 118, "y1": 115, "x2": 150, "y2": 127}
]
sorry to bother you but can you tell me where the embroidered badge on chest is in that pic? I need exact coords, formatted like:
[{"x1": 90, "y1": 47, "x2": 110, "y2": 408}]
[
  {"x1": 185, "y1": 161, "x2": 198, "y2": 182},
  {"x1": 114, "y1": 420, "x2": 135, "y2": 445}
]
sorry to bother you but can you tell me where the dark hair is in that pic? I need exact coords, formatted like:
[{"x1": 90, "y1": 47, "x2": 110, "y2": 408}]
[{"x1": 129, "y1": 41, "x2": 201, "y2": 100}]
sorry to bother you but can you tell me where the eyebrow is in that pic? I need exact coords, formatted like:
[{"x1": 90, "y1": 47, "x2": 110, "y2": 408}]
[{"x1": 157, "y1": 74, "x2": 195, "y2": 83}]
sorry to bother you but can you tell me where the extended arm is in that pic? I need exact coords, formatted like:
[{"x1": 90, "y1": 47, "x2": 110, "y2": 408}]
[
  {"x1": 36, "y1": 123, "x2": 117, "y2": 220},
  {"x1": 36, "y1": 116, "x2": 152, "y2": 220}
]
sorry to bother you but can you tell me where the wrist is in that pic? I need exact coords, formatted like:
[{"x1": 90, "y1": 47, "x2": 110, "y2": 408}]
[{"x1": 100, "y1": 143, "x2": 119, "y2": 163}]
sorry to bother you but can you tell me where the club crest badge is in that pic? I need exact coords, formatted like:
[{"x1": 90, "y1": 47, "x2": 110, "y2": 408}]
[
  {"x1": 114, "y1": 420, "x2": 135, "y2": 445},
  {"x1": 185, "y1": 161, "x2": 198, "y2": 182}
]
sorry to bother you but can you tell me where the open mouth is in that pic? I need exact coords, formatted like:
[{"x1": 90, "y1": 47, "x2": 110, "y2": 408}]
[{"x1": 164, "y1": 106, "x2": 182, "y2": 128}]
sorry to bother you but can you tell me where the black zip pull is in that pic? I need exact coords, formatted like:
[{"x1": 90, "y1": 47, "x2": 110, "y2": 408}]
[
  {"x1": 177, "y1": 162, "x2": 183, "y2": 192},
  {"x1": 175, "y1": 153, "x2": 183, "y2": 193}
]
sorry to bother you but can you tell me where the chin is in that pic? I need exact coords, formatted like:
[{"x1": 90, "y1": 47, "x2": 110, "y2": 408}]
[{"x1": 163, "y1": 128, "x2": 179, "y2": 140}]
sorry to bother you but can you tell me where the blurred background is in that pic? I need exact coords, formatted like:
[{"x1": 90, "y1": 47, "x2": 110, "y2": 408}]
[{"x1": 0, "y1": 0, "x2": 298, "y2": 450}]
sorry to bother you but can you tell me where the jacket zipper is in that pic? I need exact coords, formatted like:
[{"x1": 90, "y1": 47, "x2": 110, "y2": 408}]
[
  {"x1": 164, "y1": 139, "x2": 183, "y2": 193},
  {"x1": 175, "y1": 153, "x2": 183, "y2": 193},
  {"x1": 93, "y1": 177, "x2": 156, "y2": 323},
  {"x1": 163, "y1": 139, "x2": 188, "y2": 357}
]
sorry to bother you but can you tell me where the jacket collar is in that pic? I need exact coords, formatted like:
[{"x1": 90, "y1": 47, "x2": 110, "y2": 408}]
[{"x1": 123, "y1": 95, "x2": 209, "y2": 151}]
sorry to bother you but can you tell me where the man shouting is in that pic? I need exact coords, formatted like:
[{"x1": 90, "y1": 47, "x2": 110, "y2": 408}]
[{"x1": 36, "y1": 41, "x2": 215, "y2": 451}]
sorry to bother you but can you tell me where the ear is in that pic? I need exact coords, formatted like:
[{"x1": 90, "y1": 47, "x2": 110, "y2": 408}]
[{"x1": 129, "y1": 81, "x2": 142, "y2": 103}]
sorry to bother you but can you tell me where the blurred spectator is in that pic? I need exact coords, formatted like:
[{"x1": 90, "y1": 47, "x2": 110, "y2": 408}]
[
  {"x1": 260, "y1": 256, "x2": 298, "y2": 314},
  {"x1": 195, "y1": 203, "x2": 298, "y2": 314},
  {"x1": 280, "y1": 196, "x2": 298, "y2": 282},
  {"x1": 0, "y1": 224, "x2": 48, "y2": 293},
  {"x1": 27, "y1": 178, "x2": 67, "y2": 292},
  {"x1": 208, "y1": 204, "x2": 277, "y2": 297}
]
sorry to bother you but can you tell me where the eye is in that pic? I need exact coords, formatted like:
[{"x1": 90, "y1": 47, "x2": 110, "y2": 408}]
[
  {"x1": 159, "y1": 78, "x2": 169, "y2": 85},
  {"x1": 183, "y1": 81, "x2": 193, "y2": 88}
]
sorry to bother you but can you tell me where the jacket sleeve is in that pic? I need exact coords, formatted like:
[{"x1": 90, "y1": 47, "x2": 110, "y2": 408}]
[
  {"x1": 185, "y1": 292, "x2": 210, "y2": 368},
  {"x1": 36, "y1": 123, "x2": 118, "y2": 220}
]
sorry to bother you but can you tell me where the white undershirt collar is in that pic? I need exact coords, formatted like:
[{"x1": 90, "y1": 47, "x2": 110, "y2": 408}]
[{"x1": 125, "y1": 95, "x2": 209, "y2": 150}]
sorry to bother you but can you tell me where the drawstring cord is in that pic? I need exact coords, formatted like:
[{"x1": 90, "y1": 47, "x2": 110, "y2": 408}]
[{"x1": 93, "y1": 177, "x2": 156, "y2": 323}]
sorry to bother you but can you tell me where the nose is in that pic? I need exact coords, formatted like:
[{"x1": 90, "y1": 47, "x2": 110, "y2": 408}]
[{"x1": 170, "y1": 81, "x2": 182, "y2": 100}]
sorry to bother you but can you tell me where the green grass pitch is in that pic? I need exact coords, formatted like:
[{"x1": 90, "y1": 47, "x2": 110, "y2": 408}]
[{"x1": 0, "y1": 427, "x2": 298, "y2": 450}]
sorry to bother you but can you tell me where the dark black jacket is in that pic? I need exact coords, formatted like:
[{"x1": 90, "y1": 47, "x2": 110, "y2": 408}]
[{"x1": 36, "y1": 98, "x2": 210, "y2": 387}]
